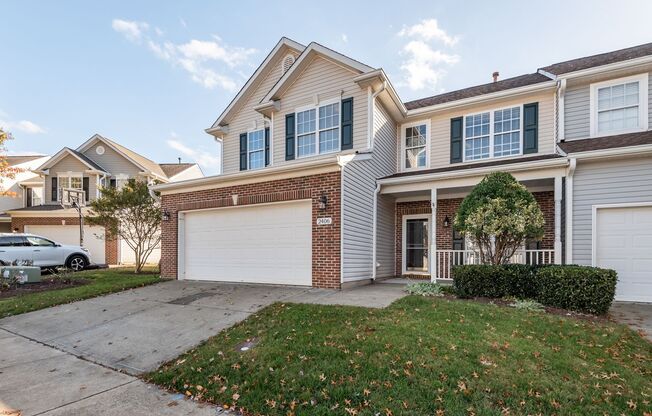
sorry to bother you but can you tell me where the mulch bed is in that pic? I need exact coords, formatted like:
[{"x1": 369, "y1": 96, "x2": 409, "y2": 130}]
[
  {"x1": 0, "y1": 278, "x2": 89, "y2": 299},
  {"x1": 439, "y1": 294, "x2": 612, "y2": 323}
]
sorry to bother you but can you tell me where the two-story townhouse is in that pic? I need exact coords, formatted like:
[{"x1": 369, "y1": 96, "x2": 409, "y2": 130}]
[
  {"x1": 0, "y1": 154, "x2": 51, "y2": 232},
  {"x1": 545, "y1": 43, "x2": 652, "y2": 302},
  {"x1": 153, "y1": 38, "x2": 652, "y2": 302},
  {"x1": 7, "y1": 134, "x2": 203, "y2": 266}
]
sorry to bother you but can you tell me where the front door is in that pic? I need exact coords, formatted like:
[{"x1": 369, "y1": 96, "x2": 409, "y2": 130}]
[{"x1": 404, "y1": 217, "x2": 429, "y2": 274}]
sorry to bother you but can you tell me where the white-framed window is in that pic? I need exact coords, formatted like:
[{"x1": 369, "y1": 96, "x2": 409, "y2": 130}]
[
  {"x1": 247, "y1": 129, "x2": 265, "y2": 170},
  {"x1": 115, "y1": 174, "x2": 130, "y2": 189},
  {"x1": 590, "y1": 73, "x2": 649, "y2": 137},
  {"x1": 464, "y1": 105, "x2": 523, "y2": 161},
  {"x1": 296, "y1": 100, "x2": 340, "y2": 158},
  {"x1": 58, "y1": 172, "x2": 83, "y2": 191},
  {"x1": 31, "y1": 187, "x2": 43, "y2": 206},
  {"x1": 400, "y1": 120, "x2": 430, "y2": 171}
]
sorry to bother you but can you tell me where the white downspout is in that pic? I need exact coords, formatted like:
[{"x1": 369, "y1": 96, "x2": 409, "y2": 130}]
[
  {"x1": 565, "y1": 158, "x2": 576, "y2": 264},
  {"x1": 371, "y1": 182, "x2": 381, "y2": 281},
  {"x1": 367, "y1": 81, "x2": 386, "y2": 151},
  {"x1": 557, "y1": 78, "x2": 567, "y2": 143}
]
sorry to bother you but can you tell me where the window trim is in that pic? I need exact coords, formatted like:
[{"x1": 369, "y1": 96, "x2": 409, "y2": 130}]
[
  {"x1": 246, "y1": 128, "x2": 266, "y2": 170},
  {"x1": 57, "y1": 172, "x2": 83, "y2": 191},
  {"x1": 462, "y1": 104, "x2": 524, "y2": 163},
  {"x1": 589, "y1": 73, "x2": 649, "y2": 138},
  {"x1": 400, "y1": 119, "x2": 431, "y2": 172},
  {"x1": 295, "y1": 98, "x2": 341, "y2": 160},
  {"x1": 30, "y1": 186, "x2": 43, "y2": 206}
]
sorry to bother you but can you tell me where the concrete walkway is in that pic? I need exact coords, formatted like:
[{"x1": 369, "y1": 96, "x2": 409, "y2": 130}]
[
  {"x1": 610, "y1": 302, "x2": 652, "y2": 341},
  {"x1": 0, "y1": 280, "x2": 406, "y2": 415}
]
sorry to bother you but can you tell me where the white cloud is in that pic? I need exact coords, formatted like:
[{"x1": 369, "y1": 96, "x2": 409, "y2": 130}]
[
  {"x1": 179, "y1": 18, "x2": 187, "y2": 28},
  {"x1": 112, "y1": 18, "x2": 256, "y2": 92},
  {"x1": 397, "y1": 19, "x2": 460, "y2": 92},
  {"x1": 341, "y1": 34, "x2": 348, "y2": 43},
  {"x1": 0, "y1": 119, "x2": 46, "y2": 134},
  {"x1": 167, "y1": 138, "x2": 220, "y2": 173},
  {"x1": 398, "y1": 18, "x2": 459, "y2": 46},
  {"x1": 111, "y1": 19, "x2": 149, "y2": 42}
]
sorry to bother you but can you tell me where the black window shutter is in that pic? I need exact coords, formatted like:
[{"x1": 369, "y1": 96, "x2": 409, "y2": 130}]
[
  {"x1": 239, "y1": 133, "x2": 248, "y2": 171},
  {"x1": 450, "y1": 117, "x2": 463, "y2": 163},
  {"x1": 83, "y1": 177, "x2": 90, "y2": 201},
  {"x1": 109, "y1": 179, "x2": 117, "y2": 189},
  {"x1": 264, "y1": 127, "x2": 270, "y2": 166},
  {"x1": 523, "y1": 102, "x2": 538, "y2": 154},
  {"x1": 51, "y1": 177, "x2": 58, "y2": 201},
  {"x1": 285, "y1": 113, "x2": 295, "y2": 160},
  {"x1": 341, "y1": 97, "x2": 353, "y2": 150},
  {"x1": 26, "y1": 188, "x2": 33, "y2": 207}
]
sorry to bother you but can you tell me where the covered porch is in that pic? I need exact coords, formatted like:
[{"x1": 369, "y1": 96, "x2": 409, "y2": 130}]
[{"x1": 376, "y1": 157, "x2": 568, "y2": 282}]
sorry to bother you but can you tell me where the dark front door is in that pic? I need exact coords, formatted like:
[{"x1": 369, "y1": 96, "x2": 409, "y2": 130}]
[{"x1": 405, "y1": 218, "x2": 429, "y2": 273}]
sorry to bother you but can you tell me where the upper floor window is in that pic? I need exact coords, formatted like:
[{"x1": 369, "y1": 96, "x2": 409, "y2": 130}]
[
  {"x1": 58, "y1": 173, "x2": 83, "y2": 192},
  {"x1": 590, "y1": 73, "x2": 649, "y2": 137},
  {"x1": 247, "y1": 129, "x2": 265, "y2": 169},
  {"x1": 296, "y1": 101, "x2": 340, "y2": 158},
  {"x1": 464, "y1": 106, "x2": 522, "y2": 161},
  {"x1": 401, "y1": 121, "x2": 429, "y2": 170}
]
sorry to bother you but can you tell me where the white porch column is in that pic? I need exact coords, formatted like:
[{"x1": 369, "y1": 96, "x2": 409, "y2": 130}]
[
  {"x1": 554, "y1": 176, "x2": 563, "y2": 264},
  {"x1": 430, "y1": 188, "x2": 437, "y2": 282}
]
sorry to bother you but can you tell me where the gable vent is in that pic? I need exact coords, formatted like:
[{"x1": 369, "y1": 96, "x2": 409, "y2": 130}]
[{"x1": 281, "y1": 54, "x2": 295, "y2": 75}]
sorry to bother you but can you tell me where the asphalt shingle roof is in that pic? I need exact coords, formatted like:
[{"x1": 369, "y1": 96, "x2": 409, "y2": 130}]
[
  {"x1": 559, "y1": 130, "x2": 652, "y2": 154},
  {"x1": 541, "y1": 42, "x2": 652, "y2": 75}
]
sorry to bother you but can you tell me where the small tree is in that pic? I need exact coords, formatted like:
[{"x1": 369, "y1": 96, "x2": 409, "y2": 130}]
[
  {"x1": 0, "y1": 128, "x2": 22, "y2": 196},
  {"x1": 454, "y1": 172, "x2": 544, "y2": 265},
  {"x1": 87, "y1": 179, "x2": 161, "y2": 273}
]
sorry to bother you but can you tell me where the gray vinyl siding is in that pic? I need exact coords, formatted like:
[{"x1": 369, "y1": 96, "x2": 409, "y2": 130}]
[
  {"x1": 571, "y1": 156, "x2": 652, "y2": 265},
  {"x1": 564, "y1": 84, "x2": 590, "y2": 139},
  {"x1": 564, "y1": 72, "x2": 652, "y2": 140},
  {"x1": 44, "y1": 156, "x2": 98, "y2": 204},
  {"x1": 341, "y1": 101, "x2": 397, "y2": 281},
  {"x1": 82, "y1": 144, "x2": 142, "y2": 178}
]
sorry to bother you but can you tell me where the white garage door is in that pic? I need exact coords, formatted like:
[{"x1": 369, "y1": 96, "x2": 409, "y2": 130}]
[
  {"x1": 25, "y1": 225, "x2": 106, "y2": 264},
  {"x1": 182, "y1": 200, "x2": 312, "y2": 286},
  {"x1": 596, "y1": 206, "x2": 652, "y2": 302},
  {"x1": 120, "y1": 238, "x2": 161, "y2": 265}
]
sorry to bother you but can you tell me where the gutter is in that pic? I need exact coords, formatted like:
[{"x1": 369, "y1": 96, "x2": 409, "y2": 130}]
[
  {"x1": 377, "y1": 157, "x2": 569, "y2": 186},
  {"x1": 151, "y1": 155, "x2": 343, "y2": 193},
  {"x1": 564, "y1": 143, "x2": 652, "y2": 160}
]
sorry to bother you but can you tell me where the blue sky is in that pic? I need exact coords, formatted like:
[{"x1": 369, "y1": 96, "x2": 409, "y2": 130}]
[{"x1": 2, "y1": 0, "x2": 651, "y2": 175}]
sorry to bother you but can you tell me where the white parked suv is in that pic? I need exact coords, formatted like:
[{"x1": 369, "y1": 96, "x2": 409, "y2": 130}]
[{"x1": 0, "y1": 233, "x2": 91, "y2": 271}]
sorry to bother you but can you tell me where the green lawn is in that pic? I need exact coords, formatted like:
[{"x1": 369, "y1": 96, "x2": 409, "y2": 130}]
[
  {"x1": 148, "y1": 296, "x2": 652, "y2": 416},
  {"x1": 0, "y1": 267, "x2": 161, "y2": 318}
]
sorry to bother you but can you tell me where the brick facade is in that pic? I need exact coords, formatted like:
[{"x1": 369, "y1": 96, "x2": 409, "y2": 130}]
[
  {"x1": 160, "y1": 171, "x2": 341, "y2": 288},
  {"x1": 10, "y1": 216, "x2": 118, "y2": 265},
  {"x1": 394, "y1": 191, "x2": 556, "y2": 275}
]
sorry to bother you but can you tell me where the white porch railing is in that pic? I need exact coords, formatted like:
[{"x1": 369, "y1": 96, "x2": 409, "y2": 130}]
[{"x1": 434, "y1": 249, "x2": 555, "y2": 280}]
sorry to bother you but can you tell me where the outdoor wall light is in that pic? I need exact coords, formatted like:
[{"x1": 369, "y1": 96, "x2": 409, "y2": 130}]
[
  {"x1": 443, "y1": 215, "x2": 451, "y2": 228},
  {"x1": 162, "y1": 209, "x2": 171, "y2": 222},
  {"x1": 318, "y1": 194, "x2": 328, "y2": 210}
]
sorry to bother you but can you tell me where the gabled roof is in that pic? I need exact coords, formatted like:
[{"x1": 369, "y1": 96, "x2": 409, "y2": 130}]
[
  {"x1": 5, "y1": 155, "x2": 47, "y2": 166},
  {"x1": 209, "y1": 37, "x2": 305, "y2": 130},
  {"x1": 540, "y1": 42, "x2": 652, "y2": 75},
  {"x1": 560, "y1": 130, "x2": 652, "y2": 154},
  {"x1": 260, "y1": 42, "x2": 375, "y2": 103},
  {"x1": 35, "y1": 147, "x2": 108, "y2": 174},
  {"x1": 76, "y1": 134, "x2": 167, "y2": 180},
  {"x1": 159, "y1": 163, "x2": 198, "y2": 178},
  {"x1": 404, "y1": 73, "x2": 552, "y2": 110}
]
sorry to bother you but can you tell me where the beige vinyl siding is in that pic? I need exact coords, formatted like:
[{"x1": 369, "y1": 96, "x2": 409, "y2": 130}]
[
  {"x1": 423, "y1": 91, "x2": 555, "y2": 170},
  {"x1": 564, "y1": 71, "x2": 652, "y2": 140},
  {"x1": 571, "y1": 155, "x2": 652, "y2": 265},
  {"x1": 82, "y1": 142, "x2": 142, "y2": 177},
  {"x1": 341, "y1": 101, "x2": 397, "y2": 281},
  {"x1": 44, "y1": 156, "x2": 97, "y2": 204},
  {"x1": 272, "y1": 56, "x2": 368, "y2": 166},
  {"x1": 221, "y1": 48, "x2": 299, "y2": 174}
]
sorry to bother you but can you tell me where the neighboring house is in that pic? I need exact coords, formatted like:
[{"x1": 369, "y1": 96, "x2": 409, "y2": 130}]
[
  {"x1": 152, "y1": 38, "x2": 652, "y2": 303},
  {"x1": 0, "y1": 155, "x2": 51, "y2": 232},
  {"x1": 7, "y1": 134, "x2": 203, "y2": 265}
]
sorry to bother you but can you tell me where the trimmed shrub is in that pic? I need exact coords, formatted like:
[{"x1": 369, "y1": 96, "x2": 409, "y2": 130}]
[
  {"x1": 536, "y1": 265, "x2": 617, "y2": 315},
  {"x1": 452, "y1": 264, "x2": 537, "y2": 299},
  {"x1": 452, "y1": 264, "x2": 617, "y2": 315}
]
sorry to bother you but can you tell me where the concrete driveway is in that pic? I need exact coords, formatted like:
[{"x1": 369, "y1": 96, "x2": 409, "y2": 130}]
[
  {"x1": 0, "y1": 280, "x2": 406, "y2": 415},
  {"x1": 610, "y1": 302, "x2": 652, "y2": 341}
]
